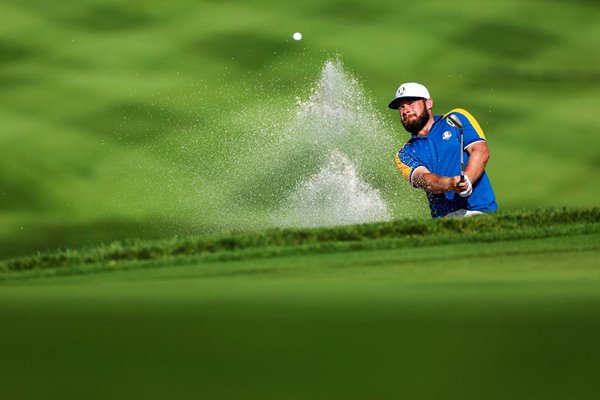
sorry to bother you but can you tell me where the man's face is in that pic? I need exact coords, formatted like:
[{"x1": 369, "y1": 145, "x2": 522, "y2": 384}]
[{"x1": 398, "y1": 99, "x2": 429, "y2": 134}]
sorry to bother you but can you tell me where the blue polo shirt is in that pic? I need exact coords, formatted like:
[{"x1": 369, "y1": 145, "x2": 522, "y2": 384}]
[{"x1": 395, "y1": 108, "x2": 498, "y2": 218}]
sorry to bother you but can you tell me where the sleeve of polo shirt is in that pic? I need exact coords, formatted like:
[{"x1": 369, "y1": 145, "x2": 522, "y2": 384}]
[
  {"x1": 395, "y1": 146, "x2": 423, "y2": 187},
  {"x1": 445, "y1": 108, "x2": 487, "y2": 149}
]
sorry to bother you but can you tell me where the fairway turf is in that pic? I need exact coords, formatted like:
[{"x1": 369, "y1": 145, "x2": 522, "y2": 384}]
[{"x1": 1, "y1": 223, "x2": 599, "y2": 399}]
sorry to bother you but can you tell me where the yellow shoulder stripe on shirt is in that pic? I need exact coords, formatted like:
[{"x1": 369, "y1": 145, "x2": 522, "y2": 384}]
[
  {"x1": 395, "y1": 152, "x2": 412, "y2": 182},
  {"x1": 442, "y1": 108, "x2": 486, "y2": 139}
]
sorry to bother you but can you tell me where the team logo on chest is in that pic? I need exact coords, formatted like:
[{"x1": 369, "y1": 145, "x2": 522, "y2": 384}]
[{"x1": 442, "y1": 131, "x2": 452, "y2": 140}]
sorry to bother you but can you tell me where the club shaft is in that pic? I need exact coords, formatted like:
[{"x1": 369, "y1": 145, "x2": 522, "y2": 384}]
[
  {"x1": 460, "y1": 127, "x2": 464, "y2": 181},
  {"x1": 449, "y1": 113, "x2": 466, "y2": 182}
]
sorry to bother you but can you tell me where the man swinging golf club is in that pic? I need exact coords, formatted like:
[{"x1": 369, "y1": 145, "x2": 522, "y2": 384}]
[{"x1": 390, "y1": 82, "x2": 498, "y2": 218}]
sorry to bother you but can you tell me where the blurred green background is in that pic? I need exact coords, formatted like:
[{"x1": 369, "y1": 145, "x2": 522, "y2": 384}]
[
  {"x1": 2, "y1": 0, "x2": 599, "y2": 258},
  {"x1": 2, "y1": 232, "x2": 599, "y2": 400}
]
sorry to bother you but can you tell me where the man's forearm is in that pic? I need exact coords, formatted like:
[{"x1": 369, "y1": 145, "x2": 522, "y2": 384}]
[
  {"x1": 464, "y1": 143, "x2": 490, "y2": 184},
  {"x1": 413, "y1": 172, "x2": 454, "y2": 194}
]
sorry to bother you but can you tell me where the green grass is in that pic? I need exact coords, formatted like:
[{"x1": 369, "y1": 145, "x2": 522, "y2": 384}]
[
  {"x1": 1, "y1": 209, "x2": 599, "y2": 399},
  {"x1": 1, "y1": 208, "x2": 597, "y2": 278}
]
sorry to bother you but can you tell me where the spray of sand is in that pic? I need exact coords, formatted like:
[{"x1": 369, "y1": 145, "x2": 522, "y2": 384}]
[
  {"x1": 163, "y1": 59, "x2": 420, "y2": 232},
  {"x1": 210, "y1": 59, "x2": 400, "y2": 229},
  {"x1": 270, "y1": 60, "x2": 394, "y2": 227},
  {"x1": 110, "y1": 59, "x2": 425, "y2": 237},
  {"x1": 279, "y1": 149, "x2": 391, "y2": 227}
]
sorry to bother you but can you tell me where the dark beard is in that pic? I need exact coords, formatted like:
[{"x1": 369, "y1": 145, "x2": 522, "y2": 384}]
[{"x1": 401, "y1": 108, "x2": 429, "y2": 135}]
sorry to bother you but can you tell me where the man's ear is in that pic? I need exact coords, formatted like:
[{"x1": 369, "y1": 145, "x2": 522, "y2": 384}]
[{"x1": 426, "y1": 98, "x2": 433, "y2": 110}]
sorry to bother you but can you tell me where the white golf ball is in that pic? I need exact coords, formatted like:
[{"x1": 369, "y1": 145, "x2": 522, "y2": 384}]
[{"x1": 293, "y1": 32, "x2": 302, "y2": 41}]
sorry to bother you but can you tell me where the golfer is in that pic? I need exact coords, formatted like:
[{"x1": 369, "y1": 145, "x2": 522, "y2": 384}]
[{"x1": 389, "y1": 82, "x2": 498, "y2": 218}]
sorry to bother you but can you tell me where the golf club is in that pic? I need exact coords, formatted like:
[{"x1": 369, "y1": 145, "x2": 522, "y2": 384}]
[{"x1": 447, "y1": 114, "x2": 464, "y2": 182}]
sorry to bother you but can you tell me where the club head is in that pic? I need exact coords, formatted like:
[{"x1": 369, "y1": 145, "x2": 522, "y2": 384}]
[{"x1": 447, "y1": 114, "x2": 464, "y2": 129}]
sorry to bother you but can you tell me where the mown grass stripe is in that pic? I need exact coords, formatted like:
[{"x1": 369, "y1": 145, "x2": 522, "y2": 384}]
[
  {"x1": 2, "y1": 226, "x2": 598, "y2": 283},
  {"x1": 0, "y1": 208, "x2": 598, "y2": 275}
]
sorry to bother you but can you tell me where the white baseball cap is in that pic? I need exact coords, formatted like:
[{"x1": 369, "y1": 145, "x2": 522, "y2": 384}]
[{"x1": 388, "y1": 82, "x2": 431, "y2": 109}]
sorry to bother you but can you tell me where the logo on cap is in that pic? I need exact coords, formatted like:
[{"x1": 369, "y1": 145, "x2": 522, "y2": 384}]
[{"x1": 399, "y1": 86, "x2": 405, "y2": 95}]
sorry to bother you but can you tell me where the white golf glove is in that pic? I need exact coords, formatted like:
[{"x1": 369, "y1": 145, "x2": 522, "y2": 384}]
[{"x1": 459, "y1": 175, "x2": 472, "y2": 197}]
